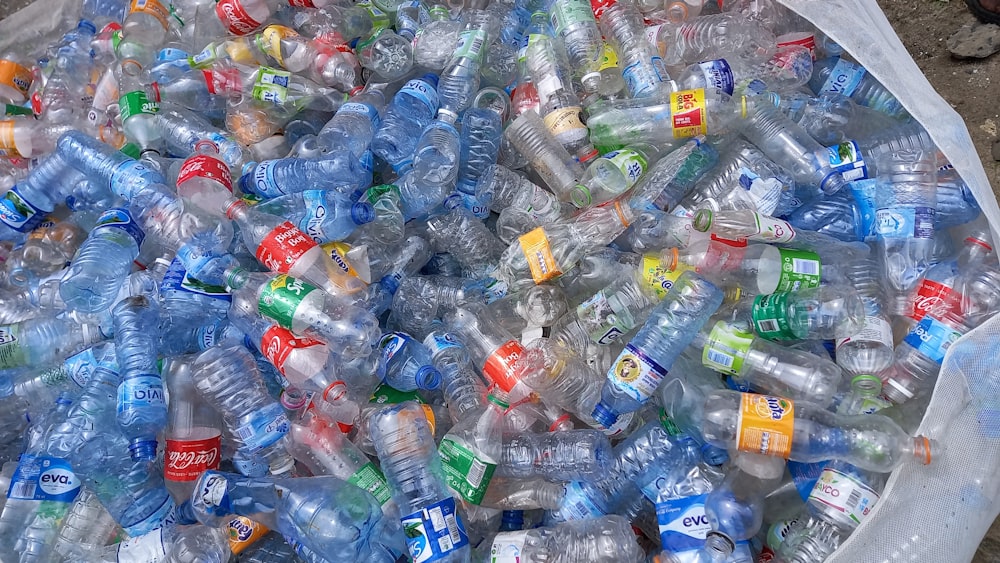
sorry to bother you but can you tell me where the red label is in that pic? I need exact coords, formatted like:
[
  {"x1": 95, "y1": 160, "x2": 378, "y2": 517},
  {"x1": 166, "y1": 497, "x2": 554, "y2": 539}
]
[
  {"x1": 288, "y1": 0, "x2": 318, "y2": 6},
  {"x1": 482, "y1": 339, "x2": 525, "y2": 393},
  {"x1": 177, "y1": 154, "x2": 234, "y2": 192},
  {"x1": 776, "y1": 32, "x2": 817, "y2": 59},
  {"x1": 164, "y1": 435, "x2": 221, "y2": 481},
  {"x1": 909, "y1": 278, "x2": 961, "y2": 321},
  {"x1": 757, "y1": 546, "x2": 775, "y2": 563},
  {"x1": 590, "y1": 0, "x2": 616, "y2": 20},
  {"x1": 256, "y1": 221, "x2": 318, "y2": 274},
  {"x1": 261, "y1": 325, "x2": 324, "y2": 374},
  {"x1": 216, "y1": 0, "x2": 264, "y2": 35}
]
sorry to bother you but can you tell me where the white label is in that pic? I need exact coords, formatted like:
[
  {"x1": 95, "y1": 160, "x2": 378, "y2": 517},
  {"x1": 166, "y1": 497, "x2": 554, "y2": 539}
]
[
  {"x1": 116, "y1": 528, "x2": 167, "y2": 562},
  {"x1": 752, "y1": 213, "x2": 796, "y2": 243},
  {"x1": 808, "y1": 467, "x2": 880, "y2": 525},
  {"x1": 489, "y1": 530, "x2": 529, "y2": 562},
  {"x1": 836, "y1": 315, "x2": 893, "y2": 349}
]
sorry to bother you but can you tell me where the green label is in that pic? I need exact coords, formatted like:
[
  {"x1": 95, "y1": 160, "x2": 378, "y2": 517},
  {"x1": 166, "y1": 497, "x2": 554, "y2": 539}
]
[
  {"x1": 751, "y1": 293, "x2": 797, "y2": 340},
  {"x1": 438, "y1": 437, "x2": 496, "y2": 505},
  {"x1": 369, "y1": 381, "x2": 424, "y2": 405},
  {"x1": 3, "y1": 104, "x2": 32, "y2": 116},
  {"x1": 365, "y1": 184, "x2": 400, "y2": 204},
  {"x1": 604, "y1": 149, "x2": 647, "y2": 189},
  {"x1": 257, "y1": 274, "x2": 317, "y2": 328},
  {"x1": 517, "y1": 33, "x2": 546, "y2": 64},
  {"x1": 119, "y1": 90, "x2": 158, "y2": 122},
  {"x1": 658, "y1": 408, "x2": 681, "y2": 436},
  {"x1": 702, "y1": 321, "x2": 753, "y2": 376},
  {"x1": 775, "y1": 248, "x2": 821, "y2": 291},
  {"x1": 347, "y1": 462, "x2": 392, "y2": 506},
  {"x1": 251, "y1": 67, "x2": 291, "y2": 105},
  {"x1": 0, "y1": 324, "x2": 24, "y2": 369},
  {"x1": 550, "y1": 0, "x2": 595, "y2": 36},
  {"x1": 454, "y1": 30, "x2": 487, "y2": 62},
  {"x1": 576, "y1": 290, "x2": 635, "y2": 345}
]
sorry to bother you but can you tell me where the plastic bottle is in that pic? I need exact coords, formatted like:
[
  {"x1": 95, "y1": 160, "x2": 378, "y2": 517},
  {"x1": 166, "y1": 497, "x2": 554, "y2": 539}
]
[
  {"x1": 117, "y1": 59, "x2": 164, "y2": 154},
  {"x1": 114, "y1": 294, "x2": 168, "y2": 461},
  {"x1": 882, "y1": 312, "x2": 970, "y2": 405},
  {"x1": 627, "y1": 136, "x2": 721, "y2": 212},
  {"x1": 253, "y1": 190, "x2": 375, "y2": 244},
  {"x1": 438, "y1": 390, "x2": 506, "y2": 506},
  {"x1": 835, "y1": 258, "x2": 895, "y2": 376},
  {"x1": 503, "y1": 110, "x2": 588, "y2": 206},
  {"x1": 357, "y1": 28, "x2": 413, "y2": 81},
  {"x1": 315, "y1": 84, "x2": 386, "y2": 157},
  {"x1": 377, "y1": 332, "x2": 443, "y2": 392},
  {"x1": 422, "y1": 326, "x2": 488, "y2": 423},
  {"x1": 59, "y1": 207, "x2": 145, "y2": 314},
  {"x1": 163, "y1": 355, "x2": 224, "y2": 503},
  {"x1": 675, "y1": 46, "x2": 813, "y2": 95},
  {"x1": 437, "y1": 16, "x2": 492, "y2": 120},
  {"x1": 0, "y1": 53, "x2": 34, "y2": 104},
  {"x1": 174, "y1": 141, "x2": 234, "y2": 217},
  {"x1": 721, "y1": 283, "x2": 865, "y2": 342},
  {"x1": 477, "y1": 515, "x2": 644, "y2": 563},
  {"x1": 51, "y1": 488, "x2": 123, "y2": 562},
  {"x1": 371, "y1": 74, "x2": 440, "y2": 172},
  {"x1": 651, "y1": 13, "x2": 776, "y2": 70},
  {"x1": 456, "y1": 107, "x2": 503, "y2": 195},
  {"x1": 0, "y1": 315, "x2": 107, "y2": 372},
  {"x1": 600, "y1": 0, "x2": 673, "y2": 98},
  {"x1": 808, "y1": 56, "x2": 908, "y2": 119},
  {"x1": 497, "y1": 429, "x2": 612, "y2": 481}
]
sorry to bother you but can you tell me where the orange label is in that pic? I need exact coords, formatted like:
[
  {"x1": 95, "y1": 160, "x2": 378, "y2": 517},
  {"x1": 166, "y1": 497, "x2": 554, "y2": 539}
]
[
  {"x1": 129, "y1": 0, "x2": 170, "y2": 29},
  {"x1": 0, "y1": 61, "x2": 31, "y2": 99},
  {"x1": 518, "y1": 227, "x2": 561, "y2": 283},
  {"x1": 737, "y1": 393, "x2": 795, "y2": 458},
  {"x1": 670, "y1": 88, "x2": 707, "y2": 138},
  {"x1": 420, "y1": 404, "x2": 436, "y2": 435},
  {"x1": 0, "y1": 121, "x2": 19, "y2": 157},
  {"x1": 542, "y1": 106, "x2": 587, "y2": 139},
  {"x1": 482, "y1": 339, "x2": 525, "y2": 393},
  {"x1": 228, "y1": 516, "x2": 269, "y2": 554}
]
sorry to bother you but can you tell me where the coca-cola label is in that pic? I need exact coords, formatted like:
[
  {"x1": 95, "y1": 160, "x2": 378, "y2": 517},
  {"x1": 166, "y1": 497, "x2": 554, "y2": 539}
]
[
  {"x1": 256, "y1": 221, "x2": 318, "y2": 274},
  {"x1": 909, "y1": 278, "x2": 961, "y2": 321},
  {"x1": 165, "y1": 436, "x2": 221, "y2": 482},
  {"x1": 177, "y1": 154, "x2": 233, "y2": 193},
  {"x1": 215, "y1": 0, "x2": 264, "y2": 35},
  {"x1": 261, "y1": 325, "x2": 323, "y2": 374}
]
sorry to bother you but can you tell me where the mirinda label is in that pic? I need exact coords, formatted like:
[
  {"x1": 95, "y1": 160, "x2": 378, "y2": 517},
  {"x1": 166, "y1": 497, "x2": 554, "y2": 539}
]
[
  {"x1": 483, "y1": 339, "x2": 525, "y2": 393},
  {"x1": 256, "y1": 221, "x2": 317, "y2": 274},
  {"x1": 0, "y1": 61, "x2": 31, "y2": 99},
  {"x1": 737, "y1": 393, "x2": 795, "y2": 458},
  {"x1": 129, "y1": 0, "x2": 170, "y2": 30},
  {"x1": 670, "y1": 88, "x2": 707, "y2": 138},
  {"x1": 518, "y1": 227, "x2": 561, "y2": 283}
]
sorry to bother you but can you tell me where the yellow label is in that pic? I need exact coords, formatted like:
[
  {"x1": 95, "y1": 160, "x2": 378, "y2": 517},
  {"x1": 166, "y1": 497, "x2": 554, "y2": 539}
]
[
  {"x1": 737, "y1": 393, "x2": 795, "y2": 458},
  {"x1": 542, "y1": 106, "x2": 587, "y2": 138},
  {"x1": 320, "y1": 241, "x2": 360, "y2": 279},
  {"x1": 129, "y1": 0, "x2": 170, "y2": 29},
  {"x1": 598, "y1": 43, "x2": 618, "y2": 71},
  {"x1": 518, "y1": 227, "x2": 561, "y2": 283},
  {"x1": 256, "y1": 25, "x2": 299, "y2": 65},
  {"x1": 227, "y1": 516, "x2": 269, "y2": 554},
  {"x1": 224, "y1": 38, "x2": 257, "y2": 64},
  {"x1": 670, "y1": 88, "x2": 707, "y2": 138},
  {"x1": 421, "y1": 404, "x2": 436, "y2": 436},
  {"x1": 0, "y1": 120, "x2": 19, "y2": 157},
  {"x1": 0, "y1": 60, "x2": 31, "y2": 99},
  {"x1": 641, "y1": 250, "x2": 689, "y2": 300}
]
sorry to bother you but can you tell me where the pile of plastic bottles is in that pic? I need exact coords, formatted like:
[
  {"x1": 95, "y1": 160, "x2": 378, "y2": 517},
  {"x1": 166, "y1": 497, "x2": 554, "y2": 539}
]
[{"x1": 0, "y1": 0, "x2": 994, "y2": 560}]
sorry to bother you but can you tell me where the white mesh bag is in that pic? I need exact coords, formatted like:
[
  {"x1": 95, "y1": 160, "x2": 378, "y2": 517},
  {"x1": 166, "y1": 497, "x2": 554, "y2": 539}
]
[{"x1": 777, "y1": 1, "x2": 1000, "y2": 562}]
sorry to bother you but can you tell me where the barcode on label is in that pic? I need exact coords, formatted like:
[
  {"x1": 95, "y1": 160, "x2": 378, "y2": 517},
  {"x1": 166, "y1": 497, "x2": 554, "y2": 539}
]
[
  {"x1": 10, "y1": 481, "x2": 35, "y2": 499},
  {"x1": 706, "y1": 349, "x2": 734, "y2": 368},
  {"x1": 470, "y1": 36, "x2": 484, "y2": 54},
  {"x1": 792, "y1": 258, "x2": 819, "y2": 275},
  {"x1": 429, "y1": 506, "x2": 446, "y2": 531},
  {"x1": 467, "y1": 459, "x2": 487, "y2": 488},
  {"x1": 571, "y1": 501, "x2": 594, "y2": 519},
  {"x1": 846, "y1": 487, "x2": 862, "y2": 510},
  {"x1": 756, "y1": 318, "x2": 780, "y2": 333},
  {"x1": 236, "y1": 425, "x2": 255, "y2": 442},
  {"x1": 445, "y1": 512, "x2": 461, "y2": 544}
]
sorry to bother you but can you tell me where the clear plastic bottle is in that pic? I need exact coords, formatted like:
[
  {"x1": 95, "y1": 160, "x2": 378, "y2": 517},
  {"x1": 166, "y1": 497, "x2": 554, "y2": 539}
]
[
  {"x1": 175, "y1": 141, "x2": 234, "y2": 217},
  {"x1": 422, "y1": 326, "x2": 488, "y2": 424},
  {"x1": 191, "y1": 344, "x2": 295, "y2": 476},
  {"x1": 502, "y1": 110, "x2": 588, "y2": 207},
  {"x1": 114, "y1": 295, "x2": 168, "y2": 461},
  {"x1": 0, "y1": 315, "x2": 106, "y2": 372},
  {"x1": 836, "y1": 258, "x2": 895, "y2": 376},
  {"x1": 600, "y1": 0, "x2": 673, "y2": 98},
  {"x1": 456, "y1": 107, "x2": 503, "y2": 195},
  {"x1": 627, "y1": 136, "x2": 721, "y2": 212},
  {"x1": 412, "y1": 5, "x2": 465, "y2": 71},
  {"x1": 701, "y1": 389, "x2": 935, "y2": 472},
  {"x1": 369, "y1": 401, "x2": 472, "y2": 563},
  {"x1": 475, "y1": 164, "x2": 564, "y2": 225},
  {"x1": 651, "y1": 13, "x2": 776, "y2": 70},
  {"x1": 882, "y1": 312, "x2": 970, "y2": 405},
  {"x1": 497, "y1": 429, "x2": 612, "y2": 481},
  {"x1": 371, "y1": 74, "x2": 440, "y2": 172},
  {"x1": 51, "y1": 488, "x2": 122, "y2": 563},
  {"x1": 721, "y1": 282, "x2": 865, "y2": 341},
  {"x1": 315, "y1": 84, "x2": 386, "y2": 158},
  {"x1": 445, "y1": 304, "x2": 529, "y2": 397},
  {"x1": 377, "y1": 332, "x2": 443, "y2": 392},
  {"x1": 154, "y1": 102, "x2": 248, "y2": 168},
  {"x1": 426, "y1": 207, "x2": 507, "y2": 278},
  {"x1": 60, "y1": 207, "x2": 145, "y2": 314},
  {"x1": 163, "y1": 355, "x2": 223, "y2": 503},
  {"x1": 100, "y1": 524, "x2": 231, "y2": 562},
  {"x1": 253, "y1": 190, "x2": 375, "y2": 244},
  {"x1": 117, "y1": 59, "x2": 164, "y2": 154},
  {"x1": 437, "y1": 19, "x2": 490, "y2": 120},
  {"x1": 477, "y1": 515, "x2": 644, "y2": 563},
  {"x1": 438, "y1": 390, "x2": 506, "y2": 507},
  {"x1": 808, "y1": 56, "x2": 907, "y2": 119},
  {"x1": 675, "y1": 46, "x2": 813, "y2": 96},
  {"x1": 592, "y1": 271, "x2": 722, "y2": 427},
  {"x1": 0, "y1": 117, "x2": 80, "y2": 159}
]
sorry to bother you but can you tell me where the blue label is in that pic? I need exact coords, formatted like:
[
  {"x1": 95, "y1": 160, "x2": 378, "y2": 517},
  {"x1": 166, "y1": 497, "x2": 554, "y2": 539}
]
[
  {"x1": 338, "y1": 102, "x2": 381, "y2": 129},
  {"x1": 378, "y1": 332, "x2": 410, "y2": 364},
  {"x1": 400, "y1": 497, "x2": 470, "y2": 563},
  {"x1": 8, "y1": 455, "x2": 81, "y2": 503},
  {"x1": 250, "y1": 160, "x2": 282, "y2": 198},
  {"x1": 555, "y1": 481, "x2": 604, "y2": 521},
  {"x1": 94, "y1": 207, "x2": 146, "y2": 248},
  {"x1": 820, "y1": 141, "x2": 868, "y2": 182},
  {"x1": 787, "y1": 460, "x2": 827, "y2": 501},
  {"x1": 234, "y1": 402, "x2": 290, "y2": 452},
  {"x1": 299, "y1": 190, "x2": 329, "y2": 243},
  {"x1": 63, "y1": 345, "x2": 118, "y2": 388},
  {"x1": 401, "y1": 79, "x2": 439, "y2": 114},
  {"x1": 160, "y1": 258, "x2": 232, "y2": 302},
  {"x1": 156, "y1": 47, "x2": 189, "y2": 62},
  {"x1": 698, "y1": 60, "x2": 734, "y2": 96},
  {"x1": 117, "y1": 374, "x2": 165, "y2": 412},
  {"x1": 849, "y1": 179, "x2": 879, "y2": 240},
  {"x1": 656, "y1": 493, "x2": 712, "y2": 553},
  {"x1": 904, "y1": 316, "x2": 963, "y2": 364},
  {"x1": 457, "y1": 192, "x2": 491, "y2": 219},
  {"x1": 875, "y1": 206, "x2": 935, "y2": 239},
  {"x1": 819, "y1": 59, "x2": 865, "y2": 97},
  {"x1": 123, "y1": 493, "x2": 177, "y2": 537},
  {"x1": 422, "y1": 332, "x2": 462, "y2": 357},
  {"x1": 111, "y1": 160, "x2": 166, "y2": 199},
  {"x1": 193, "y1": 472, "x2": 232, "y2": 517},
  {"x1": 0, "y1": 186, "x2": 47, "y2": 232},
  {"x1": 622, "y1": 59, "x2": 665, "y2": 97}
]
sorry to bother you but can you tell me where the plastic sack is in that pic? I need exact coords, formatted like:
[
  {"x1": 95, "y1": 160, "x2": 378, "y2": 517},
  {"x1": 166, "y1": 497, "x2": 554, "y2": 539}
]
[{"x1": 778, "y1": 1, "x2": 1000, "y2": 561}]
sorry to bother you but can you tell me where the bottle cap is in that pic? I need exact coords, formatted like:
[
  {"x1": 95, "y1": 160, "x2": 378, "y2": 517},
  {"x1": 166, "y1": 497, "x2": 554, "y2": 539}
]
[
  {"x1": 351, "y1": 201, "x2": 376, "y2": 225},
  {"x1": 416, "y1": 366, "x2": 441, "y2": 391},
  {"x1": 591, "y1": 402, "x2": 619, "y2": 429}
]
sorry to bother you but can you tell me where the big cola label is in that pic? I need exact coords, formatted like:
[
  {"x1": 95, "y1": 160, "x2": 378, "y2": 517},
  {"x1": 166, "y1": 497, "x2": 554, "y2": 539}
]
[
  {"x1": 165, "y1": 436, "x2": 222, "y2": 482},
  {"x1": 909, "y1": 279, "x2": 961, "y2": 321}
]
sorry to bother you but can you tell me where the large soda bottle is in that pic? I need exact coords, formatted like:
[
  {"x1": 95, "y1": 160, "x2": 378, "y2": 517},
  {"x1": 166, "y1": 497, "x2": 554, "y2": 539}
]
[{"x1": 163, "y1": 355, "x2": 224, "y2": 503}]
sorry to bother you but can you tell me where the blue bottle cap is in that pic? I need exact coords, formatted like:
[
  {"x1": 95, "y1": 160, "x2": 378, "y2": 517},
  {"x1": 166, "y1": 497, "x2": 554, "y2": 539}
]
[
  {"x1": 351, "y1": 201, "x2": 376, "y2": 225},
  {"x1": 590, "y1": 402, "x2": 619, "y2": 430},
  {"x1": 416, "y1": 366, "x2": 441, "y2": 391},
  {"x1": 129, "y1": 439, "x2": 158, "y2": 461}
]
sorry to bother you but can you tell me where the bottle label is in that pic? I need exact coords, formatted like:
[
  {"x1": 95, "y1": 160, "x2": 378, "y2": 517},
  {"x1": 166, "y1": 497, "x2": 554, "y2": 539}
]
[
  {"x1": 551, "y1": 0, "x2": 595, "y2": 36},
  {"x1": 489, "y1": 530, "x2": 529, "y2": 563},
  {"x1": 378, "y1": 332, "x2": 411, "y2": 364},
  {"x1": 111, "y1": 159, "x2": 165, "y2": 199},
  {"x1": 808, "y1": 467, "x2": 880, "y2": 525},
  {"x1": 0, "y1": 324, "x2": 25, "y2": 369},
  {"x1": 165, "y1": 435, "x2": 221, "y2": 482},
  {"x1": 908, "y1": 278, "x2": 962, "y2": 322},
  {"x1": 670, "y1": 88, "x2": 707, "y2": 138},
  {"x1": 125, "y1": 493, "x2": 178, "y2": 537},
  {"x1": 0, "y1": 186, "x2": 47, "y2": 232},
  {"x1": 775, "y1": 248, "x2": 821, "y2": 291},
  {"x1": 8, "y1": 455, "x2": 81, "y2": 502},
  {"x1": 228, "y1": 516, "x2": 269, "y2": 554},
  {"x1": 602, "y1": 149, "x2": 648, "y2": 190},
  {"x1": 94, "y1": 207, "x2": 146, "y2": 248},
  {"x1": 748, "y1": 212, "x2": 796, "y2": 243},
  {"x1": 737, "y1": 393, "x2": 795, "y2": 458},
  {"x1": 338, "y1": 102, "x2": 381, "y2": 128},
  {"x1": 118, "y1": 375, "x2": 166, "y2": 414},
  {"x1": 817, "y1": 141, "x2": 868, "y2": 182},
  {"x1": 129, "y1": 0, "x2": 170, "y2": 29},
  {"x1": 423, "y1": 331, "x2": 463, "y2": 357},
  {"x1": 234, "y1": 402, "x2": 291, "y2": 452},
  {"x1": 400, "y1": 496, "x2": 470, "y2": 563},
  {"x1": 0, "y1": 120, "x2": 20, "y2": 157},
  {"x1": 483, "y1": 339, "x2": 525, "y2": 393},
  {"x1": 518, "y1": 227, "x2": 561, "y2": 283},
  {"x1": 249, "y1": 160, "x2": 284, "y2": 198},
  {"x1": 370, "y1": 382, "x2": 426, "y2": 407},
  {"x1": 836, "y1": 315, "x2": 893, "y2": 350},
  {"x1": 116, "y1": 528, "x2": 168, "y2": 561},
  {"x1": 818, "y1": 58, "x2": 865, "y2": 97},
  {"x1": 0, "y1": 60, "x2": 31, "y2": 99},
  {"x1": 256, "y1": 221, "x2": 319, "y2": 274},
  {"x1": 347, "y1": 462, "x2": 392, "y2": 506},
  {"x1": 320, "y1": 242, "x2": 361, "y2": 280},
  {"x1": 702, "y1": 321, "x2": 753, "y2": 376},
  {"x1": 298, "y1": 190, "x2": 331, "y2": 243},
  {"x1": 438, "y1": 437, "x2": 497, "y2": 505},
  {"x1": 119, "y1": 90, "x2": 159, "y2": 123},
  {"x1": 251, "y1": 67, "x2": 291, "y2": 105},
  {"x1": 62, "y1": 346, "x2": 117, "y2": 388},
  {"x1": 875, "y1": 206, "x2": 935, "y2": 239},
  {"x1": 254, "y1": 25, "x2": 298, "y2": 65},
  {"x1": 751, "y1": 293, "x2": 797, "y2": 340},
  {"x1": 216, "y1": 0, "x2": 264, "y2": 35},
  {"x1": 258, "y1": 274, "x2": 319, "y2": 329},
  {"x1": 698, "y1": 59, "x2": 735, "y2": 96},
  {"x1": 455, "y1": 30, "x2": 487, "y2": 62},
  {"x1": 622, "y1": 57, "x2": 668, "y2": 97},
  {"x1": 542, "y1": 107, "x2": 588, "y2": 145},
  {"x1": 177, "y1": 154, "x2": 233, "y2": 192},
  {"x1": 576, "y1": 290, "x2": 636, "y2": 345},
  {"x1": 606, "y1": 343, "x2": 669, "y2": 403},
  {"x1": 641, "y1": 252, "x2": 689, "y2": 300},
  {"x1": 903, "y1": 315, "x2": 963, "y2": 364},
  {"x1": 161, "y1": 258, "x2": 231, "y2": 301},
  {"x1": 401, "y1": 78, "x2": 440, "y2": 113},
  {"x1": 738, "y1": 167, "x2": 785, "y2": 218},
  {"x1": 556, "y1": 481, "x2": 604, "y2": 520},
  {"x1": 656, "y1": 493, "x2": 712, "y2": 553},
  {"x1": 195, "y1": 472, "x2": 232, "y2": 515},
  {"x1": 849, "y1": 178, "x2": 879, "y2": 241},
  {"x1": 261, "y1": 325, "x2": 324, "y2": 374}
]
